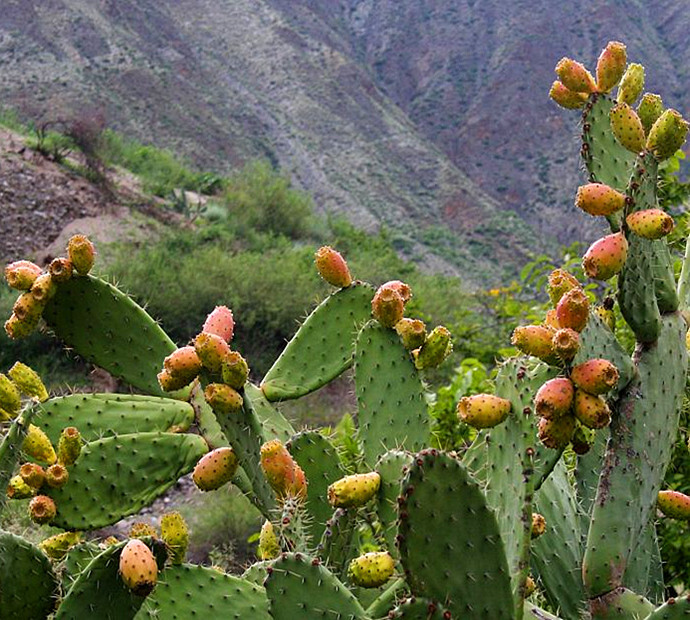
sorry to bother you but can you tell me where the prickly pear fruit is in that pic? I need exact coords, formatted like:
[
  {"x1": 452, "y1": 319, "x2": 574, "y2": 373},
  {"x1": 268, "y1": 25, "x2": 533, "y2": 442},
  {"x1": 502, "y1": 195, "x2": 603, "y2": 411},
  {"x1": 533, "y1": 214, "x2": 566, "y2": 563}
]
[
  {"x1": 130, "y1": 522, "x2": 158, "y2": 539},
  {"x1": 413, "y1": 325, "x2": 452, "y2": 369},
  {"x1": 547, "y1": 269, "x2": 581, "y2": 306},
  {"x1": 657, "y1": 490, "x2": 690, "y2": 520},
  {"x1": 161, "y1": 512, "x2": 188, "y2": 565},
  {"x1": 571, "y1": 422, "x2": 596, "y2": 455},
  {"x1": 20, "y1": 462, "x2": 46, "y2": 489},
  {"x1": 531, "y1": 513, "x2": 547, "y2": 539},
  {"x1": 328, "y1": 472, "x2": 381, "y2": 508},
  {"x1": 260, "y1": 440, "x2": 307, "y2": 501},
  {"x1": 258, "y1": 520, "x2": 280, "y2": 560},
  {"x1": 204, "y1": 383, "x2": 243, "y2": 415},
  {"x1": 544, "y1": 309, "x2": 561, "y2": 330},
  {"x1": 192, "y1": 447, "x2": 238, "y2": 492},
  {"x1": 119, "y1": 539, "x2": 158, "y2": 597},
  {"x1": 8, "y1": 362, "x2": 48, "y2": 402},
  {"x1": 617, "y1": 63, "x2": 645, "y2": 105},
  {"x1": 4, "y1": 261, "x2": 43, "y2": 290},
  {"x1": 0, "y1": 373, "x2": 21, "y2": 415},
  {"x1": 7, "y1": 475, "x2": 35, "y2": 499},
  {"x1": 511, "y1": 325, "x2": 556, "y2": 362},
  {"x1": 525, "y1": 576, "x2": 537, "y2": 597},
  {"x1": 48, "y1": 257, "x2": 73, "y2": 283},
  {"x1": 163, "y1": 346, "x2": 202, "y2": 387},
  {"x1": 314, "y1": 246, "x2": 352, "y2": 288},
  {"x1": 556, "y1": 288, "x2": 589, "y2": 332},
  {"x1": 555, "y1": 58, "x2": 597, "y2": 93},
  {"x1": 39, "y1": 531, "x2": 81, "y2": 560},
  {"x1": 646, "y1": 108, "x2": 689, "y2": 160},
  {"x1": 595, "y1": 298, "x2": 616, "y2": 331},
  {"x1": 395, "y1": 318, "x2": 426, "y2": 350},
  {"x1": 67, "y1": 234, "x2": 96, "y2": 275},
  {"x1": 221, "y1": 351, "x2": 250, "y2": 390},
  {"x1": 637, "y1": 93, "x2": 664, "y2": 133},
  {"x1": 610, "y1": 102, "x2": 646, "y2": 153},
  {"x1": 4, "y1": 313, "x2": 39, "y2": 340},
  {"x1": 537, "y1": 415, "x2": 576, "y2": 450},
  {"x1": 552, "y1": 328, "x2": 580, "y2": 362},
  {"x1": 348, "y1": 551, "x2": 395, "y2": 588},
  {"x1": 571, "y1": 359, "x2": 619, "y2": 395},
  {"x1": 29, "y1": 495, "x2": 57, "y2": 524},
  {"x1": 626, "y1": 208, "x2": 675, "y2": 240},
  {"x1": 202, "y1": 305, "x2": 235, "y2": 343},
  {"x1": 57, "y1": 427, "x2": 83, "y2": 467},
  {"x1": 595, "y1": 41, "x2": 627, "y2": 92},
  {"x1": 379, "y1": 280, "x2": 412, "y2": 304},
  {"x1": 549, "y1": 81, "x2": 588, "y2": 109},
  {"x1": 157, "y1": 369, "x2": 190, "y2": 393},
  {"x1": 573, "y1": 390, "x2": 611, "y2": 429},
  {"x1": 535, "y1": 378, "x2": 575, "y2": 419},
  {"x1": 583, "y1": 233, "x2": 628, "y2": 281},
  {"x1": 30, "y1": 273, "x2": 56, "y2": 303},
  {"x1": 46, "y1": 463, "x2": 69, "y2": 488},
  {"x1": 22, "y1": 424, "x2": 57, "y2": 465},
  {"x1": 194, "y1": 331, "x2": 231, "y2": 373},
  {"x1": 12, "y1": 291, "x2": 45, "y2": 324},
  {"x1": 371, "y1": 285, "x2": 404, "y2": 328},
  {"x1": 574, "y1": 183, "x2": 626, "y2": 217},
  {"x1": 457, "y1": 393, "x2": 512, "y2": 429}
]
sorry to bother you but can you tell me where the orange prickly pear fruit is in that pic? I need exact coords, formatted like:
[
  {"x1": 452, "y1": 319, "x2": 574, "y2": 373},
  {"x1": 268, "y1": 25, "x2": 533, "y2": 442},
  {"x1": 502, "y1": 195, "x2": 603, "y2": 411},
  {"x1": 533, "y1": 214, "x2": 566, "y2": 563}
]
[
  {"x1": 202, "y1": 305, "x2": 235, "y2": 343},
  {"x1": 161, "y1": 512, "x2": 189, "y2": 565},
  {"x1": 314, "y1": 246, "x2": 352, "y2": 288},
  {"x1": 534, "y1": 377, "x2": 574, "y2": 420},
  {"x1": 544, "y1": 309, "x2": 561, "y2": 330},
  {"x1": 413, "y1": 325, "x2": 452, "y2": 369},
  {"x1": 163, "y1": 346, "x2": 202, "y2": 387},
  {"x1": 46, "y1": 463, "x2": 69, "y2": 489},
  {"x1": 573, "y1": 389, "x2": 611, "y2": 429},
  {"x1": 657, "y1": 490, "x2": 690, "y2": 520},
  {"x1": 538, "y1": 414, "x2": 576, "y2": 450},
  {"x1": 7, "y1": 475, "x2": 35, "y2": 499},
  {"x1": 9, "y1": 362, "x2": 48, "y2": 402},
  {"x1": 0, "y1": 373, "x2": 21, "y2": 416},
  {"x1": 260, "y1": 439, "x2": 307, "y2": 501},
  {"x1": 637, "y1": 93, "x2": 664, "y2": 134},
  {"x1": 30, "y1": 273, "x2": 56, "y2": 303},
  {"x1": 547, "y1": 269, "x2": 581, "y2": 306},
  {"x1": 617, "y1": 63, "x2": 644, "y2": 105},
  {"x1": 4, "y1": 260, "x2": 43, "y2": 290},
  {"x1": 371, "y1": 285, "x2": 404, "y2": 328},
  {"x1": 395, "y1": 318, "x2": 426, "y2": 350},
  {"x1": 571, "y1": 359, "x2": 619, "y2": 395},
  {"x1": 57, "y1": 427, "x2": 83, "y2": 466},
  {"x1": 221, "y1": 351, "x2": 250, "y2": 390},
  {"x1": 595, "y1": 41, "x2": 627, "y2": 92},
  {"x1": 531, "y1": 513, "x2": 547, "y2": 539},
  {"x1": 119, "y1": 539, "x2": 158, "y2": 596},
  {"x1": 67, "y1": 234, "x2": 96, "y2": 275},
  {"x1": 192, "y1": 447, "x2": 238, "y2": 492},
  {"x1": 511, "y1": 325, "x2": 557, "y2": 362},
  {"x1": 327, "y1": 472, "x2": 380, "y2": 508},
  {"x1": 549, "y1": 80, "x2": 588, "y2": 109},
  {"x1": 22, "y1": 424, "x2": 57, "y2": 465},
  {"x1": 610, "y1": 103, "x2": 646, "y2": 153},
  {"x1": 48, "y1": 257, "x2": 73, "y2": 283},
  {"x1": 582, "y1": 233, "x2": 628, "y2": 281},
  {"x1": 204, "y1": 383, "x2": 243, "y2": 414},
  {"x1": 626, "y1": 208, "x2": 674, "y2": 240},
  {"x1": 348, "y1": 551, "x2": 395, "y2": 588},
  {"x1": 194, "y1": 331, "x2": 231, "y2": 373},
  {"x1": 258, "y1": 520, "x2": 280, "y2": 560},
  {"x1": 555, "y1": 58, "x2": 597, "y2": 93},
  {"x1": 39, "y1": 532, "x2": 81, "y2": 560},
  {"x1": 556, "y1": 288, "x2": 589, "y2": 332},
  {"x1": 29, "y1": 495, "x2": 57, "y2": 524},
  {"x1": 574, "y1": 183, "x2": 626, "y2": 217},
  {"x1": 20, "y1": 463, "x2": 46, "y2": 489},
  {"x1": 379, "y1": 280, "x2": 412, "y2": 304},
  {"x1": 457, "y1": 393, "x2": 512, "y2": 429},
  {"x1": 552, "y1": 328, "x2": 580, "y2": 362},
  {"x1": 646, "y1": 109, "x2": 688, "y2": 160}
]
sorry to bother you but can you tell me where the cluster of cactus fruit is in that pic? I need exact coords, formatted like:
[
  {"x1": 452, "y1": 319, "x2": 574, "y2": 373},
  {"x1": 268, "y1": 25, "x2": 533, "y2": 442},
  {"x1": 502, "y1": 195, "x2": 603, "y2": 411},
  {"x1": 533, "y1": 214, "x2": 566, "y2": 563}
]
[{"x1": 1, "y1": 40, "x2": 690, "y2": 619}]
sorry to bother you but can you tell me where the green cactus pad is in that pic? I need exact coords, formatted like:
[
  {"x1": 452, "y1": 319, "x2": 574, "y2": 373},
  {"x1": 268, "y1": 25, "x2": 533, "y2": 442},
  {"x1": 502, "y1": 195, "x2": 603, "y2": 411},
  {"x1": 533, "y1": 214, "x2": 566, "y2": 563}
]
[
  {"x1": 245, "y1": 383, "x2": 295, "y2": 443},
  {"x1": 61, "y1": 541, "x2": 103, "y2": 590},
  {"x1": 261, "y1": 284, "x2": 374, "y2": 401},
  {"x1": 364, "y1": 578, "x2": 407, "y2": 618},
  {"x1": 264, "y1": 553, "x2": 368, "y2": 619},
  {"x1": 589, "y1": 587, "x2": 654, "y2": 619},
  {"x1": 0, "y1": 407, "x2": 35, "y2": 513},
  {"x1": 376, "y1": 450, "x2": 412, "y2": 560},
  {"x1": 398, "y1": 450, "x2": 514, "y2": 619},
  {"x1": 48, "y1": 432, "x2": 208, "y2": 529},
  {"x1": 355, "y1": 321, "x2": 429, "y2": 467},
  {"x1": 42, "y1": 275, "x2": 178, "y2": 397},
  {"x1": 523, "y1": 602, "x2": 561, "y2": 620},
  {"x1": 56, "y1": 538, "x2": 167, "y2": 620},
  {"x1": 287, "y1": 430, "x2": 345, "y2": 544},
  {"x1": 624, "y1": 522, "x2": 665, "y2": 606},
  {"x1": 135, "y1": 564, "x2": 270, "y2": 619},
  {"x1": 0, "y1": 530, "x2": 60, "y2": 620},
  {"x1": 191, "y1": 385, "x2": 230, "y2": 449},
  {"x1": 317, "y1": 507, "x2": 357, "y2": 576},
  {"x1": 388, "y1": 597, "x2": 451, "y2": 619},
  {"x1": 32, "y1": 394, "x2": 194, "y2": 444},
  {"x1": 241, "y1": 560, "x2": 272, "y2": 586},
  {"x1": 583, "y1": 314, "x2": 687, "y2": 596},
  {"x1": 644, "y1": 596, "x2": 690, "y2": 619}
]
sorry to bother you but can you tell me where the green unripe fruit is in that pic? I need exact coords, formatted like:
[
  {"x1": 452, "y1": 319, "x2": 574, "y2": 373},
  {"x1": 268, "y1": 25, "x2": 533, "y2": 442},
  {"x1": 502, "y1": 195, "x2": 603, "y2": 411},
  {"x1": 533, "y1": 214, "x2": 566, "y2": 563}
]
[
  {"x1": 67, "y1": 234, "x2": 96, "y2": 275},
  {"x1": 413, "y1": 325, "x2": 452, "y2": 369},
  {"x1": 22, "y1": 424, "x2": 57, "y2": 465},
  {"x1": 348, "y1": 551, "x2": 395, "y2": 588},
  {"x1": 221, "y1": 351, "x2": 250, "y2": 390},
  {"x1": 57, "y1": 426, "x2": 83, "y2": 466},
  {"x1": 204, "y1": 383, "x2": 243, "y2": 414},
  {"x1": 610, "y1": 102, "x2": 646, "y2": 153},
  {"x1": 571, "y1": 422, "x2": 596, "y2": 455},
  {"x1": 327, "y1": 472, "x2": 380, "y2": 508},
  {"x1": 7, "y1": 475, "x2": 35, "y2": 499},
  {"x1": 161, "y1": 512, "x2": 189, "y2": 565},
  {"x1": 258, "y1": 520, "x2": 280, "y2": 560},
  {"x1": 637, "y1": 93, "x2": 664, "y2": 133},
  {"x1": 39, "y1": 531, "x2": 81, "y2": 560},
  {"x1": 0, "y1": 373, "x2": 21, "y2": 415},
  {"x1": 617, "y1": 63, "x2": 645, "y2": 105},
  {"x1": 130, "y1": 522, "x2": 158, "y2": 539},
  {"x1": 646, "y1": 108, "x2": 688, "y2": 160},
  {"x1": 119, "y1": 539, "x2": 158, "y2": 597},
  {"x1": 4, "y1": 313, "x2": 39, "y2": 340},
  {"x1": 8, "y1": 362, "x2": 48, "y2": 402}
]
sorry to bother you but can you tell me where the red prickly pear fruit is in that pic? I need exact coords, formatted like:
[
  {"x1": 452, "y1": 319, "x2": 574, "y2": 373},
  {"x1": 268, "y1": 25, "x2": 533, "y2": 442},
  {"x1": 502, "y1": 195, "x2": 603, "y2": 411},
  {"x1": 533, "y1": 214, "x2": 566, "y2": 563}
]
[
  {"x1": 13, "y1": 291, "x2": 46, "y2": 322},
  {"x1": 547, "y1": 269, "x2": 581, "y2": 306},
  {"x1": 327, "y1": 472, "x2": 380, "y2": 508},
  {"x1": 556, "y1": 288, "x2": 589, "y2": 332},
  {"x1": 258, "y1": 520, "x2": 280, "y2": 560},
  {"x1": 617, "y1": 63, "x2": 644, "y2": 105},
  {"x1": 555, "y1": 58, "x2": 597, "y2": 94},
  {"x1": 19, "y1": 463, "x2": 46, "y2": 489},
  {"x1": 371, "y1": 285, "x2": 404, "y2": 328},
  {"x1": 45, "y1": 463, "x2": 69, "y2": 489},
  {"x1": 221, "y1": 351, "x2": 250, "y2": 390},
  {"x1": 537, "y1": 414, "x2": 576, "y2": 450},
  {"x1": 457, "y1": 393, "x2": 512, "y2": 429},
  {"x1": 29, "y1": 495, "x2": 57, "y2": 524},
  {"x1": 595, "y1": 41, "x2": 627, "y2": 93},
  {"x1": 194, "y1": 332, "x2": 231, "y2": 373},
  {"x1": 571, "y1": 359, "x2": 619, "y2": 395},
  {"x1": 574, "y1": 183, "x2": 626, "y2": 217},
  {"x1": 202, "y1": 305, "x2": 234, "y2": 343},
  {"x1": 22, "y1": 424, "x2": 57, "y2": 465},
  {"x1": 534, "y1": 378, "x2": 575, "y2": 420},
  {"x1": 129, "y1": 522, "x2": 157, "y2": 539},
  {"x1": 163, "y1": 346, "x2": 202, "y2": 387},
  {"x1": 646, "y1": 108, "x2": 688, "y2": 161},
  {"x1": 413, "y1": 325, "x2": 452, "y2": 369},
  {"x1": 549, "y1": 81, "x2": 588, "y2": 109},
  {"x1": 573, "y1": 389, "x2": 611, "y2": 429},
  {"x1": 511, "y1": 325, "x2": 557, "y2": 362},
  {"x1": 544, "y1": 309, "x2": 561, "y2": 330},
  {"x1": 626, "y1": 208, "x2": 674, "y2": 240},
  {"x1": 9, "y1": 362, "x2": 48, "y2": 402},
  {"x1": 119, "y1": 539, "x2": 158, "y2": 596},
  {"x1": 525, "y1": 576, "x2": 537, "y2": 597},
  {"x1": 571, "y1": 422, "x2": 596, "y2": 455},
  {"x1": 657, "y1": 490, "x2": 690, "y2": 520},
  {"x1": 48, "y1": 257, "x2": 73, "y2": 283},
  {"x1": 637, "y1": 93, "x2": 664, "y2": 134},
  {"x1": 0, "y1": 373, "x2": 21, "y2": 416},
  {"x1": 379, "y1": 280, "x2": 412, "y2": 304},
  {"x1": 314, "y1": 246, "x2": 352, "y2": 288},
  {"x1": 348, "y1": 551, "x2": 395, "y2": 588},
  {"x1": 30, "y1": 273, "x2": 56, "y2": 303},
  {"x1": 157, "y1": 369, "x2": 192, "y2": 393},
  {"x1": 551, "y1": 328, "x2": 580, "y2": 362},
  {"x1": 192, "y1": 447, "x2": 238, "y2": 492},
  {"x1": 161, "y1": 512, "x2": 189, "y2": 565},
  {"x1": 531, "y1": 513, "x2": 547, "y2": 539},
  {"x1": 7, "y1": 475, "x2": 35, "y2": 499},
  {"x1": 57, "y1": 427, "x2": 83, "y2": 467},
  {"x1": 395, "y1": 318, "x2": 426, "y2": 350},
  {"x1": 610, "y1": 103, "x2": 646, "y2": 153},
  {"x1": 67, "y1": 234, "x2": 96, "y2": 275},
  {"x1": 583, "y1": 233, "x2": 628, "y2": 280},
  {"x1": 260, "y1": 439, "x2": 308, "y2": 501},
  {"x1": 204, "y1": 383, "x2": 243, "y2": 414},
  {"x1": 39, "y1": 532, "x2": 81, "y2": 561},
  {"x1": 4, "y1": 260, "x2": 43, "y2": 290},
  {"x1": 4, "y1": 313, "x2": 39, "y2": 340}
]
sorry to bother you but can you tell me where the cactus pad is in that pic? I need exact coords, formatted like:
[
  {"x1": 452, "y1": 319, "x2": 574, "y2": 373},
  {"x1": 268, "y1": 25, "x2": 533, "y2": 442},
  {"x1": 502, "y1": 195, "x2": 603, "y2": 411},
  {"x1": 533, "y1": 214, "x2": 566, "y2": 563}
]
[
  {"x1": 245, "y1": 383, "x2": 295, "y2": 443},
  {"x1": 376, "y1": 449, "x2": 412, "y2": 559},
  {"x1": 644, "y1": 596, "x2": 690, "y2": 620},
  {"x1": 0, "y1": 407, "x2": 35, "y2": 513}
]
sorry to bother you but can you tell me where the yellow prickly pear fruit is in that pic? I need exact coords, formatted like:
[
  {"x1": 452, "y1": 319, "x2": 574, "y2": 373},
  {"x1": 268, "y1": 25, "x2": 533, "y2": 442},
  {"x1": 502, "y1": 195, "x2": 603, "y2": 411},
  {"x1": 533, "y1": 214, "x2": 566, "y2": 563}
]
[
  {"x1": 204, "y1": 383, "x2": 243, "y2": 415},
  {"x1": 637, "y1": 93, "x2": 664, "y2": 134},
  {"x1": 551, "y1": 328, "x2": 580, "y2": 362},
  {"x1": 537, "y1": 415, "x2": 576, "y2": 450},
  {"x1": 157, "y1": 369, "x2": 191, "y2": 393},
  {"x1": 130, "y1": 522, "x2": 158, "y2": 539},
  {"x1": 511, "y1": 325, "x2": 557, "y2": 362},
  {"x1": 574, "y1": 183, "x2": 626, "y2": 217},
  {"x1": 192, "y1": 447, "x2": 238, "y2": 492},
  {"x1": 0, "y1": 373, "x2": 22, "y2": 416},
  {"x1": 194, "y1": 332, "x2": 231, "y2": 373},
  {"x1": 379, "y1": 280, "x2": 412, "y2": 304},
  {"x1": 571, "y1": 422, "x2": 596, "y2": 456},
  {"x1": 583, "y1": 233, "x2": 628, "y2": 281},
  {"x1": 46, "y1": 463, "x2": 69, "y2": 489},
  {"x1": 260, "y1": 440, "x2": 307, "y2": 501},
  {"x1": 4, "y1": 260, "x2": 43, "y2": 290},
  {"x1": 610, "y1": 103, "x2": 646, "y2": 153},
  {"x1": 327, "y1": 472, "x2": 380, "y2": 508},
  {"x1": 544, "y1": 309, "x2": 561, "y2": 330},
  {"x1": 570, "y1": 359, "x2": 619, "y2": 395},
  {"x1": 29, "y1": 495, "x2": 57, "y2": 524},
  {"x1": 371, "y1": 285, "x2": 404, "y2": 328},
  {"x1": 163, "y1": 346, "x2": 202, "y2": 388},
  {"x1": 573, "y1": 390, "x2": 611, "y2": 430},
  {"x1": 617, "y1": 63, "x2": 645, "y2": 105},
  {"x1": 8, "y1": 362, "x2": 48, "y2": 402},
  {"x1": 657, "y1": 490, "x2": 690, "y2": 520},
  {"x1": 348, "y1": 551, "x2": 395, "y2": 588},
  {"x1": 646, "y1": 109, "x2": 688, "y2": 160},
  {"x1": 457, "y1": 393, "x2": 512, "y2": 429},
  {"x1": 48, "y1": 257, "x2": 73, "y2": 283},
  {"x1": 221, "y1": 351, "x2": 250, "y2": 390},
  {"x1": 39, "y1": 531, "x2": 81, "y2": 560},
  {"x1": 67, "y1": 234, "x2": 96, "y2": 275},
  {"x1": 547, "y1": 269, "x2": 581, "y2": 306},
  {"x1": 531, "y1": 513, "x2": 547, "y2": 539},
  {"x1": 7, "y1": 475, "x2": 35, "y2": 499},
  {"x1": 535, "y1": 378, "x2": 574, "y2": 420},
  {"x1": 395, "y1": 318, "x2": 426, "y2": 350},
  {"x1": 555, "y1": 58, "x2": 597, "y2": 93},
  {"x1": 202, "y1": 305, "x2": 235, "y2": 343},
  {"x1": 413, "y1": 325, "x2": 452, "y2": 370},
  {"x1": 30, "y1": 273, "x2": 56, "y2": 303},
  {"x1": 626, "y1": 208, "x2": 674, "y2": 240},
  {"x1": 314, "y1": 246, "x2": 353, "y2": 288},
  {"x1": 556, "y1": 288, "x2": 589, "y2": 332},
  {"x1": 549, "y1": 80, "x2": 588, "y2": 109},
  {"x1": 12, "y1": 292, "x2": 45, "y2": 324},
  {"x1": 595, "y1": 41, "x2": 627, "y2": 92},
  {"x1": 4, "y1": 313, "x2": 39, "y2": 340},
  {"x1": 595, "y1": 298, "x2": 616, "y2": 331},
  {"x1": 22, "y1": 425, "x2": 57, "y2": 465},
  {"x1": 57, "y1": 427, "x2": 83, "y2": 466},
  {"x1": 161, "y1": 512, "x2": 189, "y2": 565},
  {"x1": 19, "y1": 462, "x2": 46, "y2": 489},
  {"x1": 258, "y1": 520, "x2": 280, "y2": 560},
  {"x1": 119, "y1": 539, "x2": 158, "y2": 597}
]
